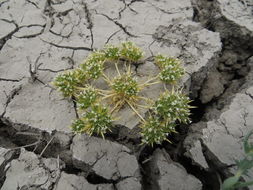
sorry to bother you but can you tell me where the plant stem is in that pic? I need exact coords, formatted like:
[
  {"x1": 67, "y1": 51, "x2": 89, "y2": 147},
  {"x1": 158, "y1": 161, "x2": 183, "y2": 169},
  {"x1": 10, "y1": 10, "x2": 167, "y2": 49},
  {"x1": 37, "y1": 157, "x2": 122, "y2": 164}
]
[
  {"x1": 138, "y1": 96, "x2": 153, "y2": 103},
  {"x1": 127, "y1": 63, "x2": 132, "y2": 74},
  {"x1": 115, "y1": 62, "x2": 121, "y2": 76},
  {"x1": 126, "y1": 100, "x2": 145, "y2": 122},
  {"x1": 102, "y1": 73, "x2": 112, "y2": 85},
  {"x1": 102, "y1": 93, "x2": 116, "y2": 100},
  {"x1": 141, "y1": 80, "x2": 161, "y2": 87},
  {"x1": 135, "y1": 102, "x2": 151, "y2": 108},
  {"x1": 75, "y1": 86, "x2": 87, "y2": 91},
  {"x1": 98, "y1": 91, "x2": 108, "y2": 96},
  {"x1": 140, "y1": 75, "x2": 159, "y2": 86},
  {"x1": 110, "y1": 100, "x2": 124, "y2": 114},
  {"x1": 97, "y1": 89, "x2": 111, "y2": 93}
]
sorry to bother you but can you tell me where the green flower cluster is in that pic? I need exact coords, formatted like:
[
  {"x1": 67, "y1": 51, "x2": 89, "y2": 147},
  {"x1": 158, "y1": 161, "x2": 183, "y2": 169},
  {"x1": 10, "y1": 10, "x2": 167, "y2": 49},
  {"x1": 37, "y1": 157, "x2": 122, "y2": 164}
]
[
  {"x1": 154, "y1": 90, "x2": 191, "y2": 124},
  {"x1": 53, "y1": 41, "x2": 191, "y2": 145},
  {"x1": 141, "y1": 117, "x2": 175, "y2": 146},
  {"x1": 103, "y1": 45, "x2": 121, "y2": 60},
  {"x1": 80, "y1": 51, "x2": 105, "y2": 80},
  {"x1": 53, "y1": 70, "x2": 80, "y2": 97},
  {"x1": 53, "y1": 52, "x2": 105, "y2": 98},
  {"x1": 155, "y1": 54, "x2": 185, "y2": 83},
  {"x1": 112, "y1": 74, "x2": 139, "y2": 97},
  {"x1": 120, "y1": 41, "x2": 144, "y2": 62},
  {"x1": 71, "y1": 105, "x2": 112, "y2": 137},
  {"x1": 102, "y1": 41, "x2": 144, "y2": 62},
  {"x1": 141, "y1": 90, "x2": 191, "y2": 146},
  {"x1": 54, "y1": 42, "x2": 144, "y2": 97},
  {"x1": 76, "y1": 86, "x2": 98, "y2": 109}
]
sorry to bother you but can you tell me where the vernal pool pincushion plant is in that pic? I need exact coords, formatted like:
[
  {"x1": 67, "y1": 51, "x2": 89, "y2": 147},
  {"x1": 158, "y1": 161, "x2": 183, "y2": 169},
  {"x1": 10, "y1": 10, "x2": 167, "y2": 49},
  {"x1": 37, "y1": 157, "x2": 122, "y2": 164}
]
[{"x1": 53, "y1": 41, "x2": 192, "y2": 146}]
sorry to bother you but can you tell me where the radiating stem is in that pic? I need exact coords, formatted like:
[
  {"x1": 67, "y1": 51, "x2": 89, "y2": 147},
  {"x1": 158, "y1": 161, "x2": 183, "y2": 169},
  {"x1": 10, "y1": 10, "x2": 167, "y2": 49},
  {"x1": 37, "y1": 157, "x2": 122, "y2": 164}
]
[
  {"x1": 115, "y1": 62, "x2": 121, "y2": 76},
  {"x1": 126, "y1": 100, "x2": 145, "y2": 122},
  {"x1": 97, "y1": 89, "x2": 111, "y2": 93},
  {"x1": 110, "y1": 100, "x2": 124, "y2": 114},
  {"x1": 138, "y1": 96, "x2": 153, "y2": 103},
  {"x1": 140, "y1": 80, "x2": 161, "y2": 87},
  {"x1": 102, "y1": 93, "x2": 116, "y2": 100},
  {"x1": 163, "y1": 83, "x2": 167, "y2": 91},
  {"x1": 127, "y1": 63, "x2": 132, "y2": 74},
  {"x1": 102, "y1": 73, "x2": 112, "y2": 85},
  {"x1": 124, "y1": 61, "x2": 127, "y2": 72},
  {"x1": 140, "y1": 75, "x2": 159, "y2": 86},
  {"x1": 74, "y1": 86, "x2": 87, "y2": 91},
  {"x1": 136, "y1": 104, "x2": 151, "y2": 109},
  {"x1": 98, "y1": 92, "x2": 108, "y2": 96}
]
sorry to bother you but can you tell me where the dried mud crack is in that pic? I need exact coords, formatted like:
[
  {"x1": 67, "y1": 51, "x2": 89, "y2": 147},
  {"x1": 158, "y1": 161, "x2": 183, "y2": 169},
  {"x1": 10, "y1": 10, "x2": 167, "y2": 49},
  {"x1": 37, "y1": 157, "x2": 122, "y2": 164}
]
[{"x1": 0, "y1": 0, "x2": 253, "y2": 189}]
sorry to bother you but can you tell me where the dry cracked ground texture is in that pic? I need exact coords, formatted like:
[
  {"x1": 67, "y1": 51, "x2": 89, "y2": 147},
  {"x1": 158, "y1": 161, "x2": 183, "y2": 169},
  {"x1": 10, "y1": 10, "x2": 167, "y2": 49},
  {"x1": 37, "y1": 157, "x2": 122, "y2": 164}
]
[{"x1": 0, "y1": 0, "x2": 252, "y2": 189}]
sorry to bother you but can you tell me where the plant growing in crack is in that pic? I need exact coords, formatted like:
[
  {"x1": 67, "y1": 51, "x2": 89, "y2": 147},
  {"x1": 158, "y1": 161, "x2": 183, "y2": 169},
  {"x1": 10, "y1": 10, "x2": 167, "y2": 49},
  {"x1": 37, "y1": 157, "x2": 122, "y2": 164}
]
[
  {"x1": 222, "y1": 130, "x2": 253, "y2": 190},
  {"x1": 52, "y1": 41, "x2": 192, "y2": 146}
]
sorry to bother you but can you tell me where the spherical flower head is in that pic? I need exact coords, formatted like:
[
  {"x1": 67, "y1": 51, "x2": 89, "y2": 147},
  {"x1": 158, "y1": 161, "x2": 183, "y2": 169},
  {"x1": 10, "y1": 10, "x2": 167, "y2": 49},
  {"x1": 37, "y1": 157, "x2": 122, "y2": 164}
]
[
  {"x1": 153, "y1": 90, "x2": 191, "y2": 124},
  {"x1": 82, "y1": 105, "x2": 112, "y2": 137},
  {"x1": 71, "y1": 119, "x2": 85, "y2": 133},
  {"x1": 53, "y1": 70, "x2": 79, "y2": 97},
  {"x1": 103, "y1": 45, "x2": 121, "y2": 60},
  {"x1": 141, "y1": 116, "x2": 175, "y2": 146},
  {"x1": 120, "y1": 41, "x2": 144, "y2": 62},
  {"x1": 155, "y1": 54, "x2": 167, "y2": 67},
  {"x1": 76, "y1": 86, "x2": 98, "y2": 110},
  {"x1": 87, "y1": 51, "x2": 106, "y2": 63},
  {"x1": 80, "y1": 59, "x2": 104, "y2": 79},
  {"x1": 155, "y1": 55, "x2": 185, "y2": 83},
  {"x1": 112, "y1": 74, "x2": 139, "y2": 98},
  {"x1": 73, "y1": 68, "x2": 88, "y2": 83}
]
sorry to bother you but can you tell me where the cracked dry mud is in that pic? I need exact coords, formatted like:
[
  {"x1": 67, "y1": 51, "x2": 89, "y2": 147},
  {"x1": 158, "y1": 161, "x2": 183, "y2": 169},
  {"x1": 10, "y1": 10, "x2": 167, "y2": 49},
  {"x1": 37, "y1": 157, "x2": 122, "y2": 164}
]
[{"x1": 0, "y1": 0, "x2": 252, "y2": 190}]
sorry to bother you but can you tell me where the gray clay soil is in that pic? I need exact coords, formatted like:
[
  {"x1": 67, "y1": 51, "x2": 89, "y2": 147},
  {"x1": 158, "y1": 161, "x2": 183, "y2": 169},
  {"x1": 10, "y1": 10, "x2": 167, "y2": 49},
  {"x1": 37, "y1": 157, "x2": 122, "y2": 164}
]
[{"x1": 0, "y1": 0, "x2": 252, "y2": 189}]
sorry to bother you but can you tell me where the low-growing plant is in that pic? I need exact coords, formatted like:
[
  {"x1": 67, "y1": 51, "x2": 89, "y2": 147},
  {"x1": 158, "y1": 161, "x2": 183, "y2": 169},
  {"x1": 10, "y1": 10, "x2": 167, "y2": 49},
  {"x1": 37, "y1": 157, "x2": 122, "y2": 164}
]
[
  {"x1": 120, "y1": 41, "x2": 144, "y2": 62},
  {"x1": 155, "y1": 54, "x2": 185, "y2": 84},
  {"x1": 153, "y1": 89, "x2": 192, "y2": 124},
  {"x1": 76, "y1": 86, "x2": 98, "y2": 109},
  {"x1": 140, "y1": 116, "x2": 176, "y2": 146},
  {"x1": 222, "y1": 130, "x2": 253, "y2": 190},
  {"x1": 53, "y1": 70, "x2": 80, "y2": 97},
  {"x1": 71, "y1": 104, "x2": 112, "y2": 138},
  {"x1": 53, "y1": 41, "x2": 192, "y2": 145}
]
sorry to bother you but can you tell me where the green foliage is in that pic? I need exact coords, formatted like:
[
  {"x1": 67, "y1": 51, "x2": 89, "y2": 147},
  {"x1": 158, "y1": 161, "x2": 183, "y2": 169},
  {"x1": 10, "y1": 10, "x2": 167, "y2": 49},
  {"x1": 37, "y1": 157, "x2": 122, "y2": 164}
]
[
  {"x1": 71, "y1": 119, "x2": 85, "y2": 133},
  {"x1": 53, "y1": 70, "x2": 79, "y2": 97},
  {"x1": 86, "y1": 51, "x2": 106, "y2": 63},
  {"x1": 222, "y1": 130, "x2": 253, "y2": 190},
  {"x1": 244, "y1": 130, "x2": 253, "y2": 157},
  {"x1": 53, "y1": 41, "x2": 191, "y2": 143},
  {"x1": 76, "y1": 86, "x2": 98, "y2": 109},
  {"x1": 79, "y1": 51, "x2": 106, "y2": 79},
  {"x1": 73, "y1": 68, "x2": 89, "y2": 83},
  {"x1": 112, "y1": 74, "x2": 139, "y2": 97},
  {"x1": 153, "y1": 90, "x2": 191, "y2": 124},
  {"x1": 71, "y1": 105, "x2": 112, "y2": 137},
  {"x1": 103, "y1": 45, "x2": 121, "y2": 60},
  {"x1": 80, "y1": 61, "x2": 104, "y2": 80},
  {"x1": 120, "y1": 41, "x2": 144, "y2": 62},
  {"x1": 141, "y1": 117, "x2": 175, "y2": 146},
  {"x1": 155, "y1": 54, "x2": 185, "y2": 83},
  {"x1": 140, "y1": 89, "x2": 190, "y2": 146}
]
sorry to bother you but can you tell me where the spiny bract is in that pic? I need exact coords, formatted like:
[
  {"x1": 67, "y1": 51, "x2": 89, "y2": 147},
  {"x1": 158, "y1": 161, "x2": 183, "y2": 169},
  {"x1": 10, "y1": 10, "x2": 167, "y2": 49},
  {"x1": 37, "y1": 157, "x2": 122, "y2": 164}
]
[
  {"x1": 155, "y1": 54, "x2": 185, "y2": 83},
  {"x1": 140, "y1": 116, "x2": 176, "y2": 146},
  {"x1": 153, "y1": 90, "x2": 192, "y2": 124},
  {"x1": 112, "y1": 74, "x2": 139, "y2": 97}
]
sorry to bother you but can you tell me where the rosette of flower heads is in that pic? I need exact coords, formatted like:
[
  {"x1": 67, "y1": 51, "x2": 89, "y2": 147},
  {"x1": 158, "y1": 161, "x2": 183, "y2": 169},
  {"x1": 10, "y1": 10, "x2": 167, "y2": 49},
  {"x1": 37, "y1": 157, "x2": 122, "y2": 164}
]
[{"x1": 53, "y1": 41, "x2": 192, "y2": 146}]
